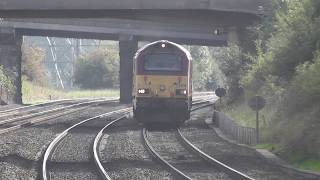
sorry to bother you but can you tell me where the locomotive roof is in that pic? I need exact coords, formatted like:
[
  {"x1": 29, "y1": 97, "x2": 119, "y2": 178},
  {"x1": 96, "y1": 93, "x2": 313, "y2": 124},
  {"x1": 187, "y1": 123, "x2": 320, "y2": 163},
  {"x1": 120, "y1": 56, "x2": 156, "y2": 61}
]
[{"x1": 134, "y1": 40, "x2": 192, "y2": 60}]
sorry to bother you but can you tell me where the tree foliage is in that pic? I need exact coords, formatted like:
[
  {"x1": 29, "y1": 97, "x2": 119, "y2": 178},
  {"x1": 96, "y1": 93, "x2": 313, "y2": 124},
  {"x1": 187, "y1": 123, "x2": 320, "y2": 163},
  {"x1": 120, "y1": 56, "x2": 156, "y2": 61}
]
[
  {"x1": 243, "y1": 0, "x2": 320, "y2": 92},
  {"x1": 0, "y1": 65, "x2": 14, "y2": 93},
  {"x1": 211, "y1": 45, "x2": 245, "y2": 102},
  {"x1": 237, "y1": 0, "x2": 320, "y2": 156},
  {"x1": 22, "y1": 45, "x2": 46, "y2": 85},
  {"x1": 74, "y1": 48, "x2": 119, "y2": 89},
  {"x1": 189, "y1": 46, "x2": 224, "y2": 91}
]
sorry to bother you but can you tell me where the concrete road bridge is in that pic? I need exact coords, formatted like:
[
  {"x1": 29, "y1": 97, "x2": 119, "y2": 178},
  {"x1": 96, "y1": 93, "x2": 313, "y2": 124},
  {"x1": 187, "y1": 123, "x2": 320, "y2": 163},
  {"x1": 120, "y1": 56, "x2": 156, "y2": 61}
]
[{"x1": 0, "y1": 0, "x2": 270, "y2": 104}]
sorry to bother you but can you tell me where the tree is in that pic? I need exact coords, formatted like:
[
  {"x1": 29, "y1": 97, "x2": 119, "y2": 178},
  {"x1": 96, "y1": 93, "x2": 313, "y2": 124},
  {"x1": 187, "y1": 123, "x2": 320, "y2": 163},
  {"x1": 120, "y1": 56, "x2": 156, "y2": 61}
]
[
  {"x1": 189, "y1": 46, "x2": 224, "y2": 91},
  {"x1": 22, "y1": 45, "x2": 46, "y2": 85},
  {"x1": 212, "y1": 45, "x2": 245, "y2": 102},
  {"x1": 74, "y1": 48, "x2": 119, "y2": 89}
]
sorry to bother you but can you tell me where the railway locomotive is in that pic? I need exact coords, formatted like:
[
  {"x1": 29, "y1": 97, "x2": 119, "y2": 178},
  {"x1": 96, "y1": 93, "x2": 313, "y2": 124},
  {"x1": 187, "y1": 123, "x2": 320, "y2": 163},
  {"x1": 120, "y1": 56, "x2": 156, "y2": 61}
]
[{"x1": 132, "y1": 40, "x2": 192, "y2": 126}]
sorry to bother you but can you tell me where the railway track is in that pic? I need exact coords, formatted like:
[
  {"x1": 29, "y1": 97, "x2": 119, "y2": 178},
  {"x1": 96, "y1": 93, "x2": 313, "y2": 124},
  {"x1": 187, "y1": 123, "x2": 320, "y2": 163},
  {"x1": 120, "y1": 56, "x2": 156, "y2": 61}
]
[
  {"x1": 141, "y1": 102, "x2": 254, "y2": 180},
  {"x1": 0, "y1": 99, "x2": 90, "y2": 121},
  {"x1": 89, "y1": 100, "x2": 217, "y2": 180},
  {"x1": 0, "y1": 97, "x2": 117, "y2": 115},
  {"x1": 41, "y1": 95, "x2": 221, "y2": 180},
  {"x1": 42, "y1": 107, "x2": 131, "y2": 180},
  {"x1": 0, "y1": 98, "x2": 118, "y2": 134},
  {"x1": 93, "y1": 115, "x2": 128, "y2": 180},
  {"x1": 176, "y1": 128, "x2": 254, "y2": 180}
]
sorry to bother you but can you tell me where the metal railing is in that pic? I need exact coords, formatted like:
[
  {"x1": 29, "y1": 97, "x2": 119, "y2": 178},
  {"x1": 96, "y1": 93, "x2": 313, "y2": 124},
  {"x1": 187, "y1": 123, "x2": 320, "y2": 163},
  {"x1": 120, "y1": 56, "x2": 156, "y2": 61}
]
[{"x1": 215, "y1": 111, "x2": 257, "y2": 145}]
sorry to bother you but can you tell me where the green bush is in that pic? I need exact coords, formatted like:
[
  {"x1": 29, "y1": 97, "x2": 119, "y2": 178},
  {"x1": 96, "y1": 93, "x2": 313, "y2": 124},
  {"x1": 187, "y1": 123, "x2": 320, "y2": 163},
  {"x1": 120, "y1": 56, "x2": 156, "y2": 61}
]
[
  {"x1": 285, "y1": 50, "x2": 320, "y2": 111},
  {"x1": 74, "y1": 48, "x2": 119, "y2": 89}
]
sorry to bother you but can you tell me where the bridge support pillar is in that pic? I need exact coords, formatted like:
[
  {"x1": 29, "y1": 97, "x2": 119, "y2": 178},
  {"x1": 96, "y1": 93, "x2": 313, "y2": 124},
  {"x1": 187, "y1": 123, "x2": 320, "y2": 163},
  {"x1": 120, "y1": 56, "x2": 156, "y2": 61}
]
[
  {"x1": 119, "y1": 35, "x2": 137, "y2": 103},
  {"x1": 0, "y1": 27, "x2": 22, "y2": 104}
]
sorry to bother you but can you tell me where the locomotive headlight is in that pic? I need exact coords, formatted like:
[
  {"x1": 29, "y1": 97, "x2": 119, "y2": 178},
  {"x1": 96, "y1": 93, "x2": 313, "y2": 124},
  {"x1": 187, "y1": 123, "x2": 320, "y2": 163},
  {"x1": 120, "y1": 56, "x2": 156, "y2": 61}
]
[
  {"x1": 176, "y1": 89, "x2": 187, "y2": 95},
  {"x1": 138, "y1": 89, "x2": 145, "y2": 94},
  {"x1": 138, "y1": 88, "x2": 149, "y2": 94}
]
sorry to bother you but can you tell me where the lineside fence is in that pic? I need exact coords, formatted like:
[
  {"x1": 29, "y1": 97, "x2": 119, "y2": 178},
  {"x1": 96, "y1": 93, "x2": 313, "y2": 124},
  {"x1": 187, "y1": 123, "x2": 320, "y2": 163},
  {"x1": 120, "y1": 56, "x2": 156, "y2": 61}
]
[{"x1": 214, "y1": 111, "x2": 257, "y2": 145}]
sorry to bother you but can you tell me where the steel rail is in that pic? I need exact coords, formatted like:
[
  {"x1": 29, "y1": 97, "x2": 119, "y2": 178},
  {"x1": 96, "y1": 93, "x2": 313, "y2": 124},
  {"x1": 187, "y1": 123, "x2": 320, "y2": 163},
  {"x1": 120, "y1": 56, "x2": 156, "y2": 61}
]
[
  {"x1": 0, "y1": 99, "x2": 91, "y2": 119},
  {"x1": 93, "y1": 115, "x2": 128, "y2": 180},
  {"x1": 0, "y1": 97, "x2": 118, "y2": 114},
  {"x1": 42, "y1": 107, "x2": 131, "y2": 180},
  {"x1": 191, "y1": 102, "x2": 214, "y2": 111},
  {"x1": 0, "y1": 105, "x2": 88, "y2": 134},
  {"x1": 0, "y1": 99, "x2": 117, "y2": 125},
  {"x1": 0, "y1": 105, "x2": 57, "y2": 119},
  {"x1": 193, "y1": 95, "x2": 217, "y2": 103},
  {"x1": 142, "y1": 128, "x2": 193, "y2": 180},
  {"x1": 139, "y1": 99, "x2": 228, "y2": 180},
  {"x1": 176, "y1": 128, "x2": 255, "y2": 180},
  {"x1": 0, "y1": 99, "x2": 73, "y2": 114},
  {"x1": 191, "y1": 100, "x2": 211, "y2": 106}
]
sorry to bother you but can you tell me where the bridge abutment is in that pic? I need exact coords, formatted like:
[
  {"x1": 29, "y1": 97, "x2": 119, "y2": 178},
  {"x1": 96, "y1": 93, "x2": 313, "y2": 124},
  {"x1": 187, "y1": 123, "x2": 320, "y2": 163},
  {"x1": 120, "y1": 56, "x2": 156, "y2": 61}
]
[
  {"x1": 119, "y1": 35, "x2": 138, "y2": 103},
  {"x1": 0, "y1": 27, "x2": 22, "y2": 104}
]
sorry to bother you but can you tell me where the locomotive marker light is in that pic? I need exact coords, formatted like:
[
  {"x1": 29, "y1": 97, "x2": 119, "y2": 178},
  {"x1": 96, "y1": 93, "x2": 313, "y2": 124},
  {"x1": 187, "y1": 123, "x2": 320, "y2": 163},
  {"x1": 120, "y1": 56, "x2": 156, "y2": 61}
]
[
  {"x1": 248, "y1": 95, "x2": 266, "y2": 144},
  {"x1": 176, "y1": 89, "x2": 187, "y2": 95},
  {"x1": 214, "y1": 29, "x2": 220, "y2": 35}
]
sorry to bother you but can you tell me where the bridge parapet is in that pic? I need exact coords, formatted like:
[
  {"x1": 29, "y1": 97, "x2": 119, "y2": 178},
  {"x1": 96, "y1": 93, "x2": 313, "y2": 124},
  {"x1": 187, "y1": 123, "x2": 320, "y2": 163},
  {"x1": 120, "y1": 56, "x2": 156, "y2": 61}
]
[{"x1": 0, "y1": 0, "x2": 270, "y2": 16}]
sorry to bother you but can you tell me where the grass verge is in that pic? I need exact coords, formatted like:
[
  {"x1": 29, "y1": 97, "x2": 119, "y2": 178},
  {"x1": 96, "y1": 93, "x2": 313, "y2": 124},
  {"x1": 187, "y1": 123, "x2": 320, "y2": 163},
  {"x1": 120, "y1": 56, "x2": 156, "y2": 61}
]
[
  {"x1": 221, "y1": 101, "x2": 256, "y2": 128},
  {"x1": 221, "y1": 100, "x2": 320, "y2": 173},
  {"x1": 22, "y1": 80, "x2": 119, "y2": 104},
  {"x1": 294, "y1": 159, "x2": 320, "y2": 172}
]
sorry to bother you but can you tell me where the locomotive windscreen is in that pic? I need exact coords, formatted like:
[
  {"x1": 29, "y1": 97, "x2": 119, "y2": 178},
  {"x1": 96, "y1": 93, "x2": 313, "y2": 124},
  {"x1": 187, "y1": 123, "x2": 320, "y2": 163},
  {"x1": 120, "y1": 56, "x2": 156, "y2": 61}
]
[{"x1": 144, "y1": 54, "x2": 182, "y2": 72}]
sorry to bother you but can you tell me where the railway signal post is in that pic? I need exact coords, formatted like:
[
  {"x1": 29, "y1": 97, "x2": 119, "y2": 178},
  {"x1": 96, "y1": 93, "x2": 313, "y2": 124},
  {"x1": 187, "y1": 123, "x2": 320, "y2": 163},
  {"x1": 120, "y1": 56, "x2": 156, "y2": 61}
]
[
  {"x1": 215, "y1": 87, "x2": 226, "y2": 104},
  {"x1": 213, "y1": 88, "x2": 226, "y2": 126},
  {"x1": 248, "y1": 95, "x2": 266, "y2": 144}
]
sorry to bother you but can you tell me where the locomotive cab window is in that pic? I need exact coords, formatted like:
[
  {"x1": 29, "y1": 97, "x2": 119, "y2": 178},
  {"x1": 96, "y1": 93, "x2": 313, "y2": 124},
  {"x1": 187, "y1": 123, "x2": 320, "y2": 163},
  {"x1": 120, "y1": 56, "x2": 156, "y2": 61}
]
[{"x1": 144, "y1": 54, "x2": 182, "y2": 72}]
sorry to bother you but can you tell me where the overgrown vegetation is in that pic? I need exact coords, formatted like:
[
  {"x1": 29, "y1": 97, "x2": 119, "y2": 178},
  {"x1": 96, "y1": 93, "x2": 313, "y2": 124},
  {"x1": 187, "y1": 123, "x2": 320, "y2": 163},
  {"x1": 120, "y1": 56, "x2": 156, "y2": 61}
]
[
  {"x1": 21, "y1": 40, "x2": 120, "y2": 103},
  {"x1": 22, "y1": 45, "x2": 47, "y2": 85},
  {"x1": 0, "y1": 65, "x2": 14, "y2": 93},
  {"x1": 74, "y1": 48, "x2": 119, "y2": 89},
  {"x1": 220, "y1": 0, "x2": 320, "y2": 171},
  {"x1": 189, "y1": 46, "x2": 225, "y2": 91}
]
